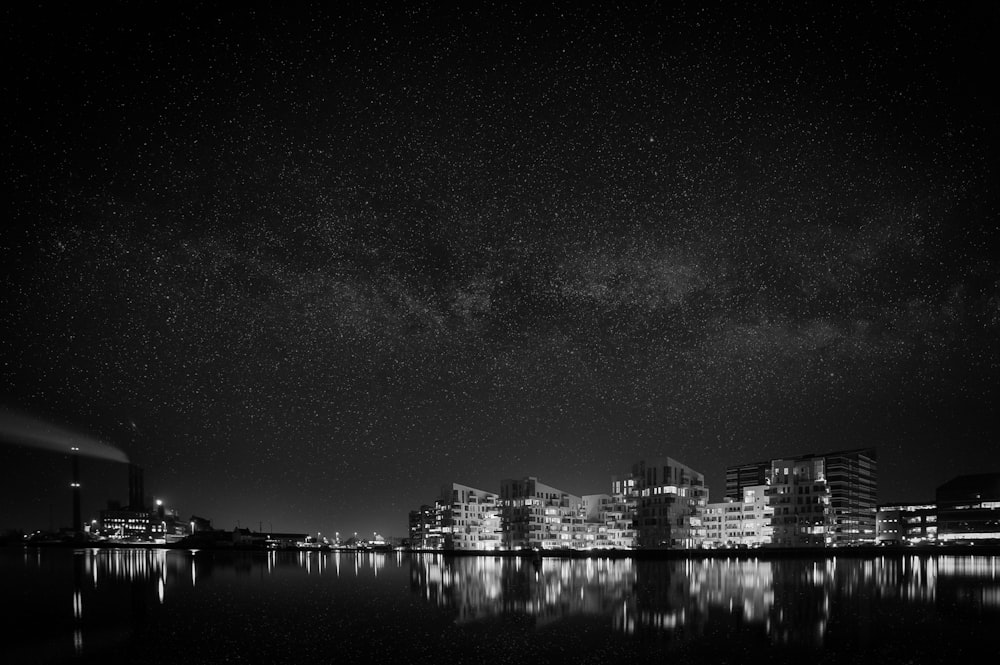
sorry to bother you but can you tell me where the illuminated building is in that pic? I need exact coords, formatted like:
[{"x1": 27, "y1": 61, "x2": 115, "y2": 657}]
[
  {"x1": 936, "y1": 473, "x2": 1000, "y2": 543},
  {"x1": 500, "y1": 476, "x2": 585, "y2": 550},
  {"x1": 441, "y1": 483, "x2": 502, "y2": 551},
  {"x1": 408, "y1": 504, "x2": 446, "y2": 550},
  {"x1": 408, "y1": 484, "x2": 502, "y2": 551},
  {"x1": 725, "y1": 461, "x2": 771, "y2": 501},
  {"x1": 581, "y1": 492, "x2": 636, "y2": 549},
  {"x1": 875, "y1": 502, "x2": 937, "y2": 545},
  {"x1": 823, "y1": 448, "x2": 878, "y2": 544},
  {"x1": 768, "y1": 457, "x2": 830, "y2": 547},
  {"x1": 622, "y1": 457, "x2": 708, "y2": 549},
  {"x1": 727, "y1": 447, "x2": 877, "y2": 547},
  {"x1": 705, "y1": 485, "x2": 773, "y2": 548},
  {"x1": 99, "y1": 507, "x2": 165, "y2": 541}
]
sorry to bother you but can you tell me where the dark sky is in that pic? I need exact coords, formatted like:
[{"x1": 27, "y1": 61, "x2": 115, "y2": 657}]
[{"x1": 2, "y1": 2, "x2": 997, "y2": 538}]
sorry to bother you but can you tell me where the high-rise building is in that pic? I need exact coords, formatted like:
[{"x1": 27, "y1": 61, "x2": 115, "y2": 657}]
[
  {"x1": 621, "y1": 457, "x2": 708, "y2": 549},
  {"x1": 725, "y1": 460, "x2": 771, "y2": 501},
  {"x1": 936, "y1": 473, "x2": 1000, "y2": 543},
  {"x1": 824, "y1": 448, "x2": 878, "y2": 544},
  {"x1": 768, "y1": 457, "x2": 830, "y2": 547},
  {"x1": 727, "y1": 447, "x2": 877, "y2": 547}
]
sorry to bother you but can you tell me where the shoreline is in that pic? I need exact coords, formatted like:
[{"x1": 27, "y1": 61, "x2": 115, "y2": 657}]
[{"x1": 6, "y1": 541, "x2": 1000, "y2": 558}]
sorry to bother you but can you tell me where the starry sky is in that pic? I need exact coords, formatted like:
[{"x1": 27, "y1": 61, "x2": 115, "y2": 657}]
[{"x1": 2, "y1": 2, "x2": 997, "y2": 538}]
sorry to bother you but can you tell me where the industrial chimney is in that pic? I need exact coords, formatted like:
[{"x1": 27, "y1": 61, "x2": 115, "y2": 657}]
[
  {"x1": 70, "y1": 446, "x2": 81, "y2": 533},
  {"x1": 128, "y1": 464, "x2": 145, "y2": 512}
]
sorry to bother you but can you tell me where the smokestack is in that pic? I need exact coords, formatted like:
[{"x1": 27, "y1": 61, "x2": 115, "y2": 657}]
[
  {"x1": 128, "y1": 464, "x2": 145, "y2": 512},
  {"x1": 70, "y1": 447, "x2": 81, "y2": 533}
]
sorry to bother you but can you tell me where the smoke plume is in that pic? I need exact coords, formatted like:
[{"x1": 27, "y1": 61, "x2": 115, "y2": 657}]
[{"x1": 0, "y1": 407, "x2": 130, "y2": 463}]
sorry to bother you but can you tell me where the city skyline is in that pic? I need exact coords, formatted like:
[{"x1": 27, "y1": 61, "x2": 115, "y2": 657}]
[{"x1": 3, "y1": 3, "x2": 998, "y2": 538}]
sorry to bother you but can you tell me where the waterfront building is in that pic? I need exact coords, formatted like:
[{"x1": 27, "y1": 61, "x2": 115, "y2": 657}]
[
  {"x1": 581, "y1": 492, "x2": 636, "y2": 549},
  {"x1": 441, "y1": 483, "x2": 502, "y2": 551},
  {"x1": 99, "y1": 508, "x2": 165, "y2": 541},
  {"x1": 727, "y1": 447, "x2": 877, "y2": 547},
  {"x1": 409, "y1": 484, "x2": 503, "y2": 551},
  {"x1": 621, "y1": 457, "x2": 708, "y2": 549},
  {"x1": 500, "y1": 477, "x2": 585, "y2": 550},
  {"x1": 824, "y1": 448, "x2": 878, "y2": 544},
  {"x1": 875, "y1": 502, "x2": 937, "y2": 545},
  {"x1": 703, "y1": 503, "x2": 725, "y2": 545},
  {"x1": 936, "y1": 473, "x2": 1000, "y2": 543},
  {"x1": 768, "y1": 457, "x2": 830, "y2": 547},
  {"x1": 725, "y1": 461, "x2": 771, "y2": 501},
  {"x1": 408, "y1": 504, "x2": 447, "y2": 550},
  {"x1": 705, "y1": 485, "x2": 773, "y2": 548}
]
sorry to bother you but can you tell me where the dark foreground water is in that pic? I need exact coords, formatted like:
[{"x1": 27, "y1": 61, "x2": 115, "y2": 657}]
[{"x1": 2, "y1": 548, "x2": 998, "y2": 664}]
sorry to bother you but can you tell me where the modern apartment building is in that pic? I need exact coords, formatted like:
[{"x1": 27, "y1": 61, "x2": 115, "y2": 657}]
[
  {"x1": 725, "y1": 461, "x2": 771, "y2": 501},
  {"x1": 704, "y1": 485, "x2": 773, "y2": 548},
  {"x1": 408, "y1": 484, "x2": 502, "y2": 551},
  {"x1": 441, "y1": 483, "x2": 502, "y2": 551},
  {"x1": 768, "y1": 457, "x2": 830, "y2": 547},
  {"x1": 408, "y1": 503, "x2": 447, "y2": 549},
  {"x1": 726, "y1": 447, "x2": 877, "y2": 547},
  {"x1": 622, "y1": 457, "x2": 708, "y2": 549},
  {"x1": 499, "y1": 477, "x2": 585, "y2": 550},
  {"x1": 876, "y1": 502, "x2": 937, "y2": 545},
  {"x1": 581, "y1": 492, "x2": 636, "y2": 549}
]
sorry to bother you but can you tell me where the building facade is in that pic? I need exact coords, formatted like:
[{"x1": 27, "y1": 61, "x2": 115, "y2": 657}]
[
  {"x1": 727, "y1": 447, "x2": 877, "y2": 547},
  {"x1": 824, "y1": 448, "x2": 878, "y2": 544},
  {"x1": 725, "y1": 461, "x2": 771, "y2": 502},
  {"x1": 768, "y1": 457, "x2": 831, "y2": 547},
  {"x1": 441, "y1": 483, "x2": 502, "y2": 551},
  {"x1": 500, "y1": 477, "x2": 585, "y2": 550},
  {"x1": 408, "y1": 504, "x2": 446, "y2": 550},
  {"x1": 624, "y1": 457, "x2": 708, "y2": 549},
  {"x1": 936, "y1": 473, "x2": 1000, "y2": 543},
  {"x1": 581, "y1": 493, "x2": 636, "y2": 549},
  {"x1": 705, "y1": 485, "x2": 773, "y2": 548},
  {"x1": 876, "y1": 502, "x2": 937, "y2": 545}
]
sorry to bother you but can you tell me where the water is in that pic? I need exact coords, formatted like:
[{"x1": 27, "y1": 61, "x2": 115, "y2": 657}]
[{"x1": 3, "y1": 548, "x2": 998, "y2": 664}]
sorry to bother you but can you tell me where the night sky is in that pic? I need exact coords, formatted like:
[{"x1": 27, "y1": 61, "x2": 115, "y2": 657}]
[{"x1": 2, "y1": 3, "x2": 997, "y2": 538}]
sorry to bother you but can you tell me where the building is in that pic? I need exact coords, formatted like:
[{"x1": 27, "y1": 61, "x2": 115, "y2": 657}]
[
  {"x1": 500, "y1": 477, "x2": 585, "y2": 550},
  {"x1": 725, "y1": 461, "x2": 771, "y2": 501},
  {"x1": 876, "y1": 502, "x2": 937, "y2": 545},
  {"x1": 99, "y1": 506, "x2": 165, "y2": 541},
  {"x1": 622, "y1": 457, "x2": 708, "y2": 549},
  {"x1": 824, "y1": 448, "x2": 878, "y2": 544},
  {"x1": 441, "y1": 483, "x2": 502, "y2": 551},
  {"x1": 408, "y1": 504, "x2": 446, "y2": 550},
  {"x1": 704, "y1": 485, "x2": 773, "y2": 548},
  {"x1": 936, "y1": 473, "x2": 1000, "y2": 543},
  {"x1": 727, "y1": 447, "x2": 877, "y2": 547},
  {"x1": 581, "y1": 492, "x2": 636, "y2": 549},
  {"x1": 408, "y1": 484, "x2": 502, "y2": 551},
  {"x1": 768, "y1": 457, "x2": 831, "y2": 547}
]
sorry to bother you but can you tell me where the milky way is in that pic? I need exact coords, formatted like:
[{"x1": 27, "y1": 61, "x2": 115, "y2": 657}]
[{"x1": 2, "y1": 3, "x2": 997, "y2": 536}]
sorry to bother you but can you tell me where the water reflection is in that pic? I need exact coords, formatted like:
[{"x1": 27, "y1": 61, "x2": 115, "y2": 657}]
[
  {"x1": 8, "y1": 549, "x2": 999, "y2": 662},
  {"x1": 408, "y1": 554, "x2": 1000, "y2": 646},
  {"x1": 412, "y1": 554, "x2": 635, "y2": 625}
]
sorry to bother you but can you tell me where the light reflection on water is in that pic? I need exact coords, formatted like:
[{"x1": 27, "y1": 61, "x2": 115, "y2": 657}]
[{"x1": 5, "y1": 548, "x2": 999, "y2": 663}]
